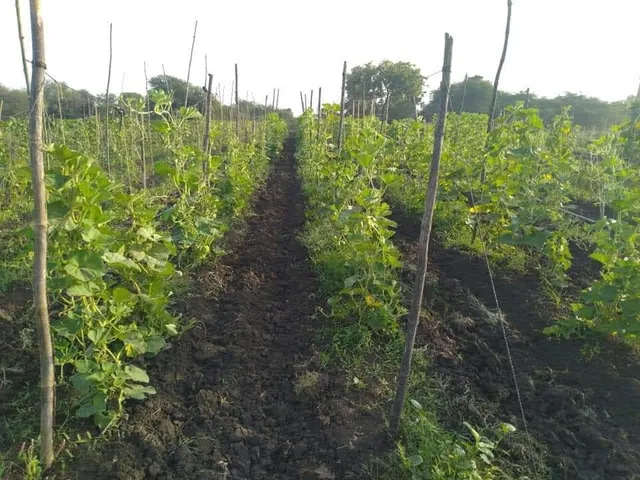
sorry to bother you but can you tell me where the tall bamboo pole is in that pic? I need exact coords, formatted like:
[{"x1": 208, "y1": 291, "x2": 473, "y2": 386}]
[
  {"x1": 459, "y1": 73, "x2": 469, "y2": 113},
  {"x1": 28, "y1": 0, "x2": 55, "y2": 467},
  {"x1": 487, "y1": 0, "x2": 513, "y2": 133},
  {"x1": 203, "y1": 73, "x2": 213, "y2": 155},
  {"x1": 389, "y1": 33, "x2": 454, "y2": 435},
  {"x1": 15, "y1": 0, "x2": 30, "y2": 96},
  {"x1": 338, "y1": 61, "x2": 347, "y2": 151},
  {"x1": 184, "y1": 21, "x2": 198, "y2": 106},
  {"x1": 105, "y1": 23, "x2": 113, "y2": 176},
  {"x1": 235, "y1": 64, "x2": 239, "y2": 136},
  {"x1": 317, "y1": 86, "x2": 322, "y2": 139}
]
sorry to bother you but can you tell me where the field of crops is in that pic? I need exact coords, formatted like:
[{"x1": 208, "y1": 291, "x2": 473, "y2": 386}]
[{"x1": 2, "y1": 34, "x2": 640, "y2": 480}]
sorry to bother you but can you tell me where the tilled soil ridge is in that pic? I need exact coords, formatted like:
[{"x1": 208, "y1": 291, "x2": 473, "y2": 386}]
[{"x1": 77, "y1": 140, "x2": 373, "y2": 480}]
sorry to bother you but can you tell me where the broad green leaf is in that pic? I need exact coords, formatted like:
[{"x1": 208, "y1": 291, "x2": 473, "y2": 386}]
[
  {"x1": 123, "y1": 384, "x2": 157, "y2": 400},
  {"x1": 123, "y1": 365, "x2": 150, "y2": 383},
  {"x1": 76, "y1": 403, "x2": 97, "y2": 418},
  {"x1": 102, "y1": 251, "x2": 140, "y2": 271},
  {"x1": 66, "y1": 282, "x2": 98, "y2": 297}
]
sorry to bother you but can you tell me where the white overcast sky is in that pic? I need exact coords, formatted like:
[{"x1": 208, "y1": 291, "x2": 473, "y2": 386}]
[{"x1": 0, "y1": 0, "x2": 638, "y2": 112}]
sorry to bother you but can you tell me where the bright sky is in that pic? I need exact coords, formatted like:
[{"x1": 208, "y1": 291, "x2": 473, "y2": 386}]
[{"x1": 1, "y1": 0, "x2": 638, "y2": 112}]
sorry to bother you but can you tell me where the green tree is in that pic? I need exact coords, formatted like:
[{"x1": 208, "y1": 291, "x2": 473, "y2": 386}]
[
  {"x1": 148, "y1": 75, "x2": 204, "y2": 110},
  {"x1": 422, "y1": 75, "x2": 631, "y2": 131},
  {"x1": 346, "y1": 61, "x2": 423, "y2": 121}
]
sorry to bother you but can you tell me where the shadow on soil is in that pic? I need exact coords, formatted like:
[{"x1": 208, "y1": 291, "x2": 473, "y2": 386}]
[{"x1": 393, "y1": 209, "x2": 640, "y2": 480}]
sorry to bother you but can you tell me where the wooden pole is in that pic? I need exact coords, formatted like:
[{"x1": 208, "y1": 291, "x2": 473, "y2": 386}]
[
  {"x1": 384, "y1": 91, "x2": 391, "y2": 124},
  {"x1": 203, "y1": 73, "x2": 213, "y2": 154},
  {"x1": 162, "y1": 64, "x2": 170, "y2": 92},
  {"x1": 524, "y1": 87, "x2": 530, "y2": 108},
  {"x1": 15, "y1": 0, "x2": 31, "y2": 96},
  {"x1": 300, "y1": 91, "x2": 305, "y2": 114},
  {"x1": 487, "y1": 0, "x2": 513, "y2": 133},
  {"x1": 480, "y1": 0, "x2": 513, "y2": 189},
  {"x1": 105, "y1": 23, "x2": 113, "y2": 176},
  {"x1": 275, "y1": 88, "x2": 280, "y2": 110},
  {"x1": 317, "y1": 86, "x2": 322, "y2": 139},
  {"x1": 304, "y1": 93, "x2": 308, "y2": 111},
  {"x1": 204, "y1": 54, "x2": 208, "y2": 88},
  {"x1": 271, "y1": 88, "x2": 276, "y2": 110},
  {"x1": 235, "y1": 63, "x2": 239, "y2": 136},
  {"x1": 413, "y1": 95, "x2": 418, "y2": 120},
  {"x1": 459, "y1": 73, "x2": 468, "y2": 113},
  {"x1": 310, "y1": 90, "x2": 314, "y2": 113},
  {"x1": 389, "y1": 32, "x2": 453, "y2": 435},
  {"x1": 28, "y1": 0, "x2": 55, "y2": 467},
  {"x1": 184, "y1": 21, "x2": 198, "y2": 106},
  {"x1": 338, "y1": 60, "x2": 347, "y2": 151}
]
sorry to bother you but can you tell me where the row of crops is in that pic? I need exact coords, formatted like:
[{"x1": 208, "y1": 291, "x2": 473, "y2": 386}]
[
  {"x1": 301, "y1": 103, "x2": 640, "y2": 344},
  {"x1": 295, "y1": 100, "x2": 639, "y2": 477},
  {"x1": 296, "y1": 109, "x2": 525, "y2": 478},
  {"x1": 0, "y1": 93, "x2": 288, "y2": 432}
]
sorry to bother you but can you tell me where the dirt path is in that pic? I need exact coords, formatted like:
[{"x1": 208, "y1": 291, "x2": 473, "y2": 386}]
[
  {"x1": 77, "y1": 140, "x2": 371, "y2": 480},
  {"x1": 393, "y1": 212, "x2": 640, "y2": 480}
]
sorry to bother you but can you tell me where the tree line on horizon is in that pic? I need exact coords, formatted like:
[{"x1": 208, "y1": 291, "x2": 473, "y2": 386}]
[
  {"x1": 0, "y1": 75, "x2": 294, "y2": 123},
  {"x1": 343, "y1": 61, "x2": 635, "y2": 131},
  {"x1": 1, "y1": 63, "x2": 635, "y2": 131}
]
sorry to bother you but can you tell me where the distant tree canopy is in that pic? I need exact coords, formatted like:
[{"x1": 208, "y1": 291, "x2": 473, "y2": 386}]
[
  {"x1": 422, "y1": 75, "x2": 631, "y2": 131},
  {"x1": 345, "y1": 60, "x2": 423, "y2": 121},
  {"x1": 1, "y1": 76, "x2": 293, "y2": 123}
]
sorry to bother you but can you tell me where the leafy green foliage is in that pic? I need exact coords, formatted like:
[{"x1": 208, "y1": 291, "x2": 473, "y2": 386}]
[{"x1": 0, "y1": 92, "x2": 288, "y2": 430}]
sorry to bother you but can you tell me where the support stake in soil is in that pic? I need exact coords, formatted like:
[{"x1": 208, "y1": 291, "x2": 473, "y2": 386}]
[{"x1": 389, "y1": 32, "x2": 453, "y2": 435}]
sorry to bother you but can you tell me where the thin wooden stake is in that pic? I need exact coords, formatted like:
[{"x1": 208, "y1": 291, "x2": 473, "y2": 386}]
[
  {"x1": 16, "y1": 0, "x2": 30, "y2": 96},
  {"x1": 389, "y1": 33, "x2": 454, "y2": 435},
  {"x1": 28, "y1": 0, "x2": 55, "y2": 467},
  {"x1": 275, "y1": 88, "x2": 280, "y2": 110},
  {"x1": 105, "y1": 23, "x2": 113, "y2": 176},
  {"x1": 384, "y1": 91, "x2": 391, "y2": 124},
  {"x1": 487, "y1": 0, "x2": 513, "y2": 133},
  {"x1": 300, "y1": 91, "x2": 305, "y2": 114},
  {"x1": 460, "y1": 73, "x2": 468, "y2": 113},
  {"x1": 235, "y1": 64, "x2": 239, "y2": 136},
  {"x1": 203, "y1": 73, "x2": 213, "y2": 179},
  {"x1": 184, "y1": 21, "x2": 198, "y2": 106},
  {"x1": 479, "y1": 0, "x2": 513, "y2": 191},
  {"x1": 310, "y1": 90, "x2": 314, "y2": 113},
  {"x1": 317, "y1": 86, "x2": 322, "y2": 139},
  {"x1": 272, "y1": 88, "x2": 276, "y2": 110},
  {"x1": 338, "y1": 60, "x2": 347, "y2": 151}
]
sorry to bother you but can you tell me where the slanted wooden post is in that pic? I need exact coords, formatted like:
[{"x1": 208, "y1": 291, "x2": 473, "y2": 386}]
[
  {"x1": 184, "y1": 21, "x2": 198, "y2": 106},
  {"x1": 15, "y1": 0, "x2": 30, "y2": 96},
  {"x1": 203, "y1": 73, "x2": 213, "y2": 155},
  {"x1": 235, "y1": 64, "x2": 240, "y2": 137},
  {"x1": 480, "y1": 0, "x2": 513, "y2": 188},
  {"x1": 276, "y1": 88, "x2": 280, "y2": 110},
  {"x1": 487, "y1": 0, "x2": 513, "y2": 133},
  {"x1": 389, "y1": 32, "x2": 454, "y2": 435},
  {"x1": 272, "y1": 88, "x2": 276, "y2": 110},
  {"x1": 459, "y1": 73, "x2": 469, "y2": 113},
  {"x1": 300, "y1": 91, "x2": 305, "y2": 114},
  {"x1": 28, "y1": 0, "x2": 55, "y2": 467},
  {"x1": 105, "y1": 23, "x2": 113, "y2": 176},
  {"x1": 338, "y1": 60, "x2": 347, "y2": 151},
  {"x1": 317, "y1": 86, "x2": 322, "y2": 139}
]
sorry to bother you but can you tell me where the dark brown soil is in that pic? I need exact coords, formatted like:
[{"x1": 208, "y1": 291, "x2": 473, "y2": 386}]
[
  {"x1": 393, "y1": 210, "x2": 640, "y2": 480},
  {"x1": 69, "y1": 140, "x2": 381, "y2": 480}
]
